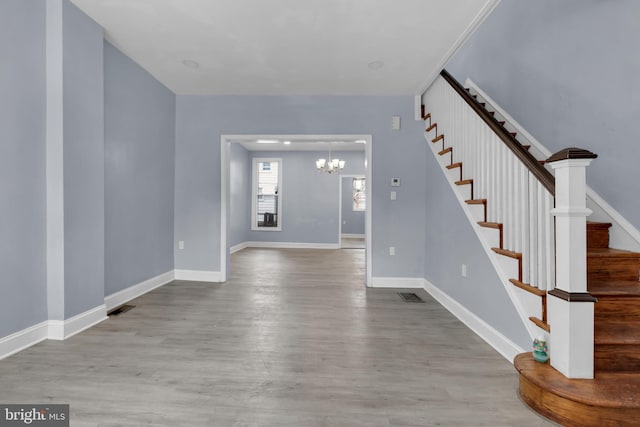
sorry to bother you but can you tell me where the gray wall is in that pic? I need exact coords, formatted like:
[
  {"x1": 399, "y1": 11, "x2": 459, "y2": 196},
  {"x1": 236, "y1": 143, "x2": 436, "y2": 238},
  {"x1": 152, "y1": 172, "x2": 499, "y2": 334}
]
[
  {"x1": 229, "y1": 143, "x2": 251, "y2": 247},
  {"x1": 246, "y1": 150, "x2": 365, "y2": 244},
  {"x1": 104, "y1": 41, "x2": 176, "y2": 296},
  {"x1": 0, "y1": 0, "x2": 48, "y2": 336},
  {"x1": 175, "y1": 96, "x2": 426, "y2": 278},
  {"x1": 447, "y1": 0, "x2": 640, "y2": 232},
  {"x1": 62, "y1": 0, "x2": 105, "y2": 317},
  {"x1": 341, "y1": 176, "x2": 365, "y2": 235}
]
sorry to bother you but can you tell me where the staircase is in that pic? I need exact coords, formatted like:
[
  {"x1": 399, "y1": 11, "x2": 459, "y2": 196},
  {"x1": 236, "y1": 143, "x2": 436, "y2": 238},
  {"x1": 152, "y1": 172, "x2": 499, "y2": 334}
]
[
  {"x1": 423, "y1": 70, "x2": 640, "y2": 425},
  {"x1": 515, "y1": 221, "x2": 640, "y2": 426},
  {"x1": 424, "y1": 70, "x2": 555, "y2": 341}
]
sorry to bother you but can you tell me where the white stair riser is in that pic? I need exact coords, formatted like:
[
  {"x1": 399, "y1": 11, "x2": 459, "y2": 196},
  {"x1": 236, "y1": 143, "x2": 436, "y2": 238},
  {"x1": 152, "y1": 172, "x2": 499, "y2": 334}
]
[
  {"x1": 467, "y1": 204, "x2": 485, "y2": 223},
  {"x1": 446, "y1": 167, "x2": 460, "y2": 181},
  {"x1": 494, "y1": 254, "x2": 519, "y2": 281},
  {"x1": 479, "y1": 226, "x2": 501, "y2": 249}
]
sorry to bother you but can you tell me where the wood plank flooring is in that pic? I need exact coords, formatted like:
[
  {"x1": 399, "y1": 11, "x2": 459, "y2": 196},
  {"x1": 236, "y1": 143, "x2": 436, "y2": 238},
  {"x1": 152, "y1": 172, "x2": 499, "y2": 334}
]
[{"x1": 0, "y1": 248, "x2": 553, "y2": 426}]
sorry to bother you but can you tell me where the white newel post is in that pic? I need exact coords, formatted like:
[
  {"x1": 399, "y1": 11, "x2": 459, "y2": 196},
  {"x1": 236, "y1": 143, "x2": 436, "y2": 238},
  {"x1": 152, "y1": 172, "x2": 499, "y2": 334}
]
[{"x1": 547, "y1": 148, "x2": 598, "y2": 379}]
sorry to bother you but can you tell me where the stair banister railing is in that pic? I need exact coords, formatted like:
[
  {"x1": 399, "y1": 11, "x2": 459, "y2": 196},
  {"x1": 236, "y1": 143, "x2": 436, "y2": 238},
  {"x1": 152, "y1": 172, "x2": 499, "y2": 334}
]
[
  {"x1": 440, "y1": 70, "x2": 555, "y2": 195},
  {"x1": 425, "y1": 70, "x2": 599, "y2": 378},
  {"x1": 431, "y1": 70, "x2": 557, "y2": 295},
  {"x1": 546, "y1": 148, "x2": 598, "y2": 379}
]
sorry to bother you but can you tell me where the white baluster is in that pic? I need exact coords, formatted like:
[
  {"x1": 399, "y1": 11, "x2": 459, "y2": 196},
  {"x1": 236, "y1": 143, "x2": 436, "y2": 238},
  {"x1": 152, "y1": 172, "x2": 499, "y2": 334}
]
[{"x1": 529, "y1": 177, "x2": 539, "y2": 287}]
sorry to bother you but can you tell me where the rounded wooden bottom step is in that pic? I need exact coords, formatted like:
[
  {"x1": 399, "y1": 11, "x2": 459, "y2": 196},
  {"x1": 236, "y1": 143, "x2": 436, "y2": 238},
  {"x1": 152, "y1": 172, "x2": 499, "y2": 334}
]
[{"x1": 515, "y1": 353, "x2": 640, "y2": 426}]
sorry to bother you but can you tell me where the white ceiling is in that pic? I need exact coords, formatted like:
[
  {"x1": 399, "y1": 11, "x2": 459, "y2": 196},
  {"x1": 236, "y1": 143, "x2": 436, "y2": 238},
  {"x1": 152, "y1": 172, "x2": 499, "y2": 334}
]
[
  {"x1": 234, "y1": 138, "x2": 366, "y2": 152},
  {"x1": 71, "y1": 0, "x2": 498, "y2": 96}
]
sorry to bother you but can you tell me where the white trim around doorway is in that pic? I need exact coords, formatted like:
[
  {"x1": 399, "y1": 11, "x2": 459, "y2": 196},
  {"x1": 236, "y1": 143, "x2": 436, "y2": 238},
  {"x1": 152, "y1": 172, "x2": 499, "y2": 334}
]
[{"x1": 220, "y1": 134, "x2": 373, "y2": 286}]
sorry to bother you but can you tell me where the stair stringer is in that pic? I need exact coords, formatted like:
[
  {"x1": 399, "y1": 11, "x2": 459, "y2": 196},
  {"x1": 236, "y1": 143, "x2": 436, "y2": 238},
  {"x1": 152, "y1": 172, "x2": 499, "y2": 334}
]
[
  {"x1": 424, "y1": 131, "x2": 543, "y2": 342},
  {"x1": 465, "y1": 78, "x2": 640, "y2": 253}
]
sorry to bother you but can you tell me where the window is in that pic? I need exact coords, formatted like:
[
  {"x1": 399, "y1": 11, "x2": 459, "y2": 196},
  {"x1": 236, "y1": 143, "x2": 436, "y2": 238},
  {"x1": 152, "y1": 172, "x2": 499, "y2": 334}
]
[
  {"x1": 352, "y1": 177, "x2": 366, "y2": 211},
  {"x1": 252, "y1": 158, "x2": 282, "y2": 230}
]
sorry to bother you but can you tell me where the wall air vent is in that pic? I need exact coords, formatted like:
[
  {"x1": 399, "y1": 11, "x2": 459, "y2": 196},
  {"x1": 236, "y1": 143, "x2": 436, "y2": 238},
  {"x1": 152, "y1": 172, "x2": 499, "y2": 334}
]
[{"x1": 108, "y1": 304, "x2": 135, "y2": 316}]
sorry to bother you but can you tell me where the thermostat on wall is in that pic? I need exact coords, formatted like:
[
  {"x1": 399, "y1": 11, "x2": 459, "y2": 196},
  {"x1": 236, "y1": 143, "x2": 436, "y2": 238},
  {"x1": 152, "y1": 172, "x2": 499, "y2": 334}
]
[{"x1": 391, "y1": 178, "x2": 401, "y2": 187}]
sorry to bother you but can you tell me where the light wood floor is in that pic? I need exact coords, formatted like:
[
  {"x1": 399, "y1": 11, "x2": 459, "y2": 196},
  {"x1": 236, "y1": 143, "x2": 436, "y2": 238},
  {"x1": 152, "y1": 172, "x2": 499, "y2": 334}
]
[
  {"x1": 0, "y1": 248, "x2": 554, "y2": 426},
  {"x1": 340, "y1": 237, "x2": 365, "y2": 249}
]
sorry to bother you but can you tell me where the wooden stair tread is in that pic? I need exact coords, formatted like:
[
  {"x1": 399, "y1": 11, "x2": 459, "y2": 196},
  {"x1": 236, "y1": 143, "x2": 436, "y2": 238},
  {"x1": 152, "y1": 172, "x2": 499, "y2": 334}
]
[
  {"x1": 446, "y1": 162, "x2": 462, "y2": 169},
  {"x1": 491, "y1": 247, "x2": 521, "y2": 259},
  {"x1": 587, "y1": 221, "x2": 613, "y2": 229},
  {"x1": 511, "y1": 279, "x2": 546, "y2": 296},
  {"x1": 478, "y1": 221, "x2": 502, "y2": 229},
  {"x1": 465, "y1": 199, "x2": 486, "y2": 205},
  {"x1": 432, "y1": 134, "x2": 444, "y2": 143},
  {"x1": 589, "y1": 280, "x2": 640, "y2": 296},
  {"x1": 515, "y1": 352, "x2": 640, "y2": 409},
  {"x1": 595, "y1": 321, "x2": 640, "y2": 345},
  {"x1": 423, "y1": 113, "x2": 431, "y2": 121},
  {"x1": 529, "y1": 316, "x2": 550, "y2": 332},
  {"x1": 454, "y1": 179, "x2": 472, "y2": 185},
  {"x1": 438, "y1": 147, "x2": 452, "y2": 156},
  {"x1": 588, "y1": 248, "x2": 640, "y2": 258},
  {"x1": 426, "y1": 123, "x2": 437, "y2": 132}
]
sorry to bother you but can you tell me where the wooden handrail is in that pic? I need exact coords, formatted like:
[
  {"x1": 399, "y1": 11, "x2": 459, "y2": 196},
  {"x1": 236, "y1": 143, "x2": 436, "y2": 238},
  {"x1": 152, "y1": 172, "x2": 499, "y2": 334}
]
[{"x1": 440, "y1": 69, "x2": 555, "y2": 194}]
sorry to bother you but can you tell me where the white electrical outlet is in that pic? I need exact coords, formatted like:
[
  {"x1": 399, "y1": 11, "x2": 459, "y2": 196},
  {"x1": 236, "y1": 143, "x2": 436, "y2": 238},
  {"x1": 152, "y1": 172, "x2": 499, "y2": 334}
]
[
  {"x1": 461, "y1": 264, "x2": 467, "y2": 277},
  {"x1": 392, "y1": 115, "x2": 401, "y2": 130},
  {"x1": 389, "y1": 246, "x2": 395, "y2": 256},
  {"x1": 178, "y1": 240, "x2": 184, "y2": 250},
  {"x1": 390, "y1": 191, "x2": 397, "y2": 201}
]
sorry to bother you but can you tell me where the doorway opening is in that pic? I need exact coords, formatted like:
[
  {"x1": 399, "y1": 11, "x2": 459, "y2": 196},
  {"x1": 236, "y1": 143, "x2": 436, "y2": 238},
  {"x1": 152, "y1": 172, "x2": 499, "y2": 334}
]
[
  {"x1": 339, "y1": 175, "x2": 366, "y2": 249},
  {"x1": 220, "y1": 134, "x2": 372, "y2": 285}
]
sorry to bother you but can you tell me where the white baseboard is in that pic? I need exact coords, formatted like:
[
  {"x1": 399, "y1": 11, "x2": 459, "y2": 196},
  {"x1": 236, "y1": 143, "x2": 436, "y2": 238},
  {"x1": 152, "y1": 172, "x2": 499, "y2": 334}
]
[
  {"x1": 243, "y1": 241, "x2": 340, "y2": 250},
  {"x1": 230, "y1": 242, "x2": 249, "y2": 254},
  {"x1": 423, "y1": 279, "x2": 525, "y2": 363},
  {"x1": 2, "y1": 271, "x2": 176, "y2": 358},
  {"x1": 48, "y1": 304, "x2": 108, "y2": 341},
  {"x1": 369, "y1": 277, "x2": 425, "y2": 288},
  {"x1": 0, "y1": 321, "x2": 49, "y2": 360},
  {"x1": 105, "y1": 270, "x2": 175, "y2": 311},
  {"x1": 174, "y1": 269, "x2": 222, "y2": 282},
  {"x1": 341, "y1": 234, "x2": 365, "y2": 239}
]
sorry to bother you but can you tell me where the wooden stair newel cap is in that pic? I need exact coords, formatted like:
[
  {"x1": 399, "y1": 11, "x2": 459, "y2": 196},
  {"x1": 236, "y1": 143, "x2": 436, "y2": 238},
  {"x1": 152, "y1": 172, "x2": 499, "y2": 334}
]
[{"x1": 546, "y1": 147, "x2": 597, "y2": 163}]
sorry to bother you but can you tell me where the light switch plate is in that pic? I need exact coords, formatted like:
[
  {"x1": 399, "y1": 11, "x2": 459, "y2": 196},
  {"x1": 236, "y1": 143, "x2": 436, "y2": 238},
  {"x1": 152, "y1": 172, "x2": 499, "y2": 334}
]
[{"x1": 391, "y1": 178, "x2": 401, "y2": 187}]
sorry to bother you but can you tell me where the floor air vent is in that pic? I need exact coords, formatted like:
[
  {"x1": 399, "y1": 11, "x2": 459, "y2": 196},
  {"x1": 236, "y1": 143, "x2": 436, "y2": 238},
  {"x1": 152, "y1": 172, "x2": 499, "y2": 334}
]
[
  {"x1": 398, "y1": 293, "x2": 424, "y2": 303},
  {"x1": 108, "y1": 304, "x2": 135, "y2": 316}
]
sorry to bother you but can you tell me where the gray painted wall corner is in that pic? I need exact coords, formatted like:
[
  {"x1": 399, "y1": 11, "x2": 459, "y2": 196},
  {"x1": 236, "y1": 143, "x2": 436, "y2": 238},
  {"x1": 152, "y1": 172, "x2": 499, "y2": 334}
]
[
  {"x1": 104, "y1": 41, "x2": 176, "y2": 297},
  {"x1": 0, "y1": 0, "x2": 48, "y2": 336}
]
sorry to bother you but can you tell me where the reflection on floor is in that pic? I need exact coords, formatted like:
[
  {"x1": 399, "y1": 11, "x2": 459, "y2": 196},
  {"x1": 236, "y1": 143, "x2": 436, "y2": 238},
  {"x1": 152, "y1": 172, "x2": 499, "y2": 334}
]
[
  {"x1": 0, "y1": 248, "x2": 552, "y2": 425},
  {"x1": 341, "y1": 236, "x2": 365, "y2": 249}
]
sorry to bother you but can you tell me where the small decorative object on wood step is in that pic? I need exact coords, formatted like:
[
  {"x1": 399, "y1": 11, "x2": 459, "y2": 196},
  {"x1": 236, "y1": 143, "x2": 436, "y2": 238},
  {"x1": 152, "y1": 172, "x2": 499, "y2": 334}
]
[{"x1": 533, "y1": 336, "x2": 549, "y2": 363}]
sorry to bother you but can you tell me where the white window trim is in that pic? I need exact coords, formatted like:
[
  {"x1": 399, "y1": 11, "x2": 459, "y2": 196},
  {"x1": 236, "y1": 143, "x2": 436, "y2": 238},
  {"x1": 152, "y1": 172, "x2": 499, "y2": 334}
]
[
  {"x1": 251, "y1": 157, "x2": 283, "y2": 231},
  {"x1": 352, "y1": 177, "x2": 366, "y2": 212}
]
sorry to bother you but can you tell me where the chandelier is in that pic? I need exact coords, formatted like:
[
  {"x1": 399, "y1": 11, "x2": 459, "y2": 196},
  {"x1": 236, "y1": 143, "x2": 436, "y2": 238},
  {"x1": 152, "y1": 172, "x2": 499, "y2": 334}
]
[{"x1": 315, "y1": 143, "x2": 345, "y2": 174}]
